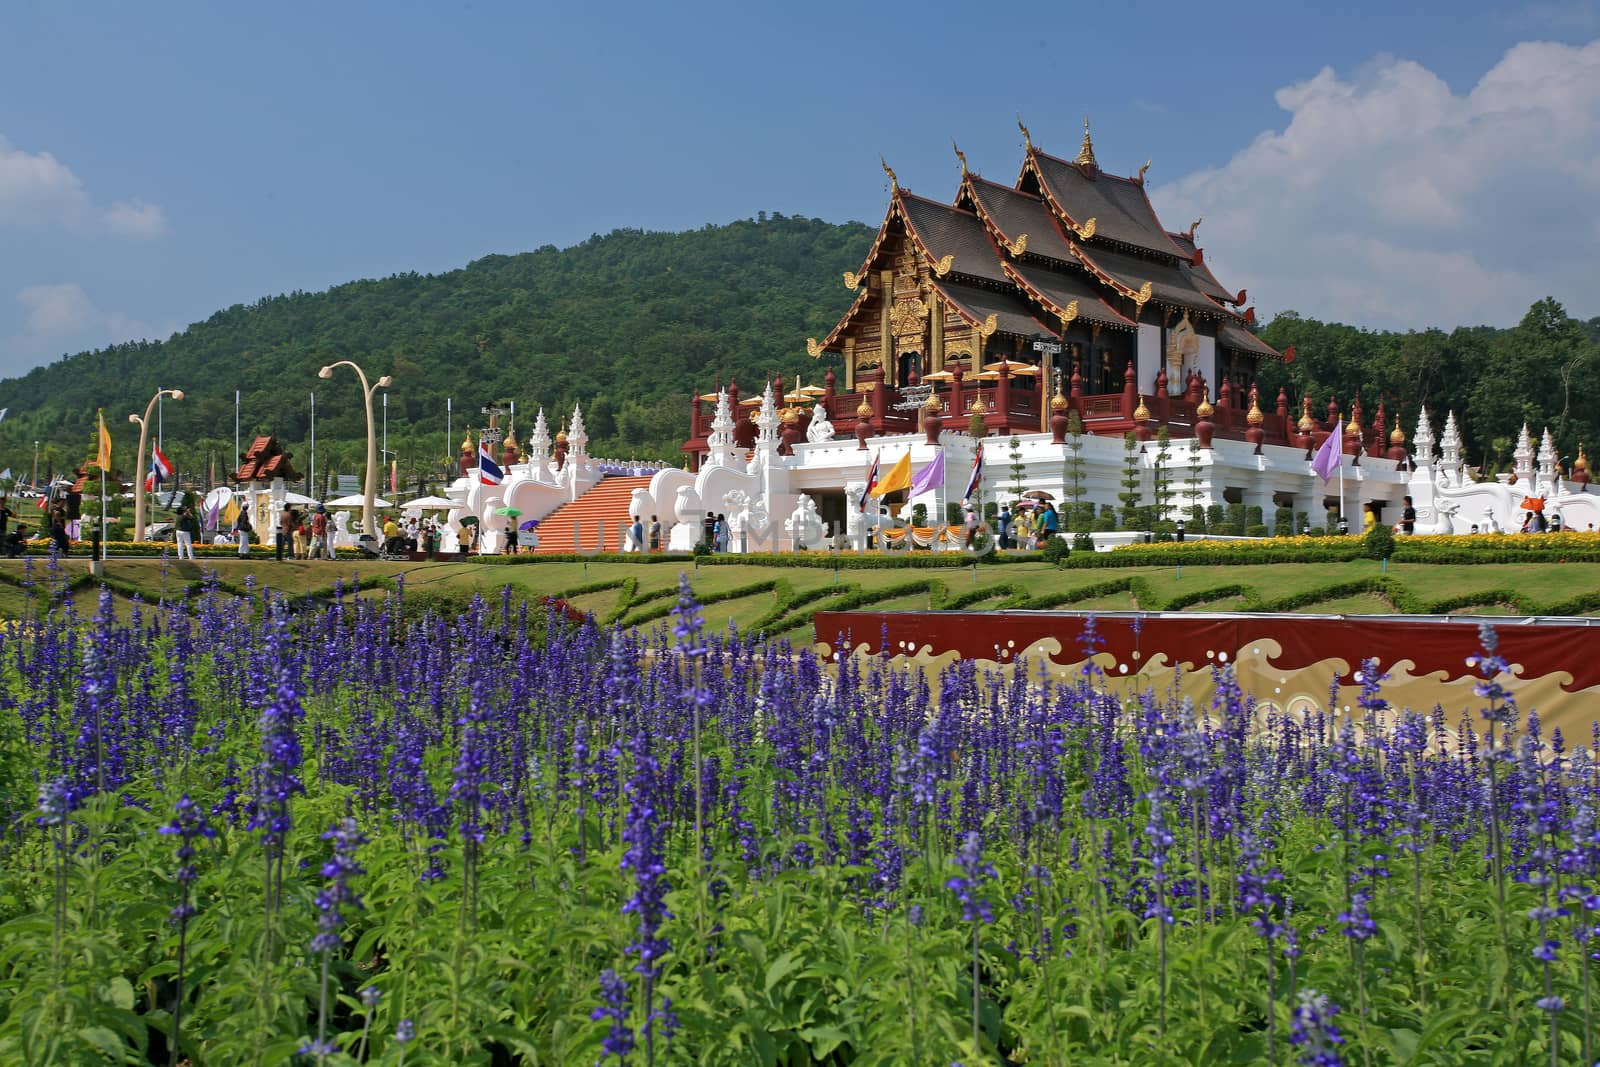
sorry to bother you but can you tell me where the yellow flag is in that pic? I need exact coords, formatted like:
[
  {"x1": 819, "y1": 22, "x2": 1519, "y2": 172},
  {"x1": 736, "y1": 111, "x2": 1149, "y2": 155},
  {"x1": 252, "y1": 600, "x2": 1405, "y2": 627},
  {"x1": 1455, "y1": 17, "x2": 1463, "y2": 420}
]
[
  {"x1": 96, "y1": 409, "x2": 112, "y2": 472},
  {"x1": 869, "y1": 451, "x2": 912, "y2": 497},
  {"x1": 222, "y1": 497, "x2": 240, "y2": 525}
]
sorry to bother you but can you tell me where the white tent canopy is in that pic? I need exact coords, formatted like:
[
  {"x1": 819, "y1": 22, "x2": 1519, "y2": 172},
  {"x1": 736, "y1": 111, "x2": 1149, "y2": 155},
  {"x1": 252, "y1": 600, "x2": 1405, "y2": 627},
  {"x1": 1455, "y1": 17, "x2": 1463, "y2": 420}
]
[
  {"x1": 325, "y1": 494, "x2": 392, "y2": 508},
  {"x1": 397, "y1": 495, "x2": 457, "y2": 509},
  {"x1": 282, "y1": 491, "x2": 319, "y2": 506}
]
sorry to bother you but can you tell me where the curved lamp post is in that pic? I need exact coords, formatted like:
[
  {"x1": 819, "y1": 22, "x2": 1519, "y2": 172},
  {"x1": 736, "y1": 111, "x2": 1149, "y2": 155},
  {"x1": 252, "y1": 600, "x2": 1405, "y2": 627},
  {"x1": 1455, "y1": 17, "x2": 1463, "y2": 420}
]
[
  {"x1": 129, "y1": 388, "x2": 184, "y2": 541},
  {"x1": 318, "y1": 361, "x2": 392, "y2": 537}
]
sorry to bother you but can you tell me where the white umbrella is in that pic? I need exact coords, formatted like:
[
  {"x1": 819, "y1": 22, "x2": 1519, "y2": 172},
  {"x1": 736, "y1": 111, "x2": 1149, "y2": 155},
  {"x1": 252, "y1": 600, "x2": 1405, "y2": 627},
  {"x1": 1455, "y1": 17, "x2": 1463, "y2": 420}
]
[
  {"x1": 397, "y1": 495, "x2": 457, "y2": 510},
  {"x1": 282, "y1": 491, "x2": 319, "y2": 506},
  {"x1": 325, "y1": 494, "x2": 392, "y2": 508}
]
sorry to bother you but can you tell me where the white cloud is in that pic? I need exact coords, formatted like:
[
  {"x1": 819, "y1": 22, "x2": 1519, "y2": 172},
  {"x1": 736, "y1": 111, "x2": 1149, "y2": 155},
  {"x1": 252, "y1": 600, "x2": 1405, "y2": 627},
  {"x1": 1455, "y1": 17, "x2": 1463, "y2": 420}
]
[
  {"x1": 3, "y1": 283, "x2": 168, "y2": 375},
  {"x1": 1152, "y1": 40, "x2": 1600, "y2": 329},
  {"x1": 0, "y1": 135, "x2": 166, "y2": 238}
]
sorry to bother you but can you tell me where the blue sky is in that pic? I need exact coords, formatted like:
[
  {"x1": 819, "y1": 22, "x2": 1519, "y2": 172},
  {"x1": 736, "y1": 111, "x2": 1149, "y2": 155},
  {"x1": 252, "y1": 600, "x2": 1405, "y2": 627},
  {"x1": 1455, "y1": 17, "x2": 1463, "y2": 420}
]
[{"x1": 1, "y1": 0, "x2": 1597, "y2": 377}]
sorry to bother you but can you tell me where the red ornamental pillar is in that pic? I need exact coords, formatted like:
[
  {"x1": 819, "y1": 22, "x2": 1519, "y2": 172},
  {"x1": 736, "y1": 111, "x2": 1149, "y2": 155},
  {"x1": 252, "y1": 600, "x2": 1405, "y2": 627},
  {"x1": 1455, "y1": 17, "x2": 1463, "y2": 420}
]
[
  {"x1": 1121, "y1": 361, "x2": 1137, "y2": 419},
  {"x1": 1194, "y1": 398, "x2": 1216, "y2": 449},
  {"x1": 950, "y1": 364, "x2": 966, "y2": 423},
  {"x1": 1153, "y1": 366, "x2": 1170, "y2": 424},
  {"x1": 1069, "y1": 356, "x2": 1083, "y2": 408},
  {"x1": 1049, "y1": 393, "x2": 1070, "y2": 444},
  {"x1": 854, "y1": 397, "x2": 873, "y2": 450},
  {"x1": 923, "y1": 399, "x2": 944, "y2": 444}
]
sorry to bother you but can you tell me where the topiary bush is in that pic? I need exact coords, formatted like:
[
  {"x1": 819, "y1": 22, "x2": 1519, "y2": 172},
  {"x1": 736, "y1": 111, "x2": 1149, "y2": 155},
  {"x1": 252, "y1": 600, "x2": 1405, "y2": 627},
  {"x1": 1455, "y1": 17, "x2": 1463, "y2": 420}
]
[
  {"x1": 1364, "y1": 520, "x2": 1396, "y2": 560},
  {"x1": 1041, "y1": 535, "x2": 1071, "y2": 565}
]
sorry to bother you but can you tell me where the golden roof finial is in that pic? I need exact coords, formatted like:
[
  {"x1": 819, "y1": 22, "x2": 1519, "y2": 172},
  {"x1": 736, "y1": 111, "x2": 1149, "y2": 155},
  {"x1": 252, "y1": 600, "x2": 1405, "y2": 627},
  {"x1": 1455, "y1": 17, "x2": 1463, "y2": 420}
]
[
  {"x1": 1138, "y1": 159, "x2": 1151, "y2": 183},
  {"x1": 953, "y1": 139, "x2": 968, "y2": 175},
  {"x1": 1246, "y1": 387, "x2": 1264, "y2": 426},
  {"x1": 1576, "y1": 442, "x2": 1589, "y2": 473},
  {"x1": 923, "y1": 393, "x2": 942, "y2": 413},
  {"x1": 460, "y1": 428, "x2": 474, "y2": 453},
  {"x1": 1017, "y1": 117, "x2": 1032, "y2": 152},
  {"x1": 1134, "y1": 394, "x2": 1151, "y2": 421},
  {"x1": 856, "y1": 397, "x2": 873, "y2": 419},
  {"x1": 880, "y1": 155, "x2": 898, "y2": 191},
  {"x1": 1196, "y1": 397, "x2": 1215, "y2": 419},
  {"x1": 1076, "y1": 116, "x2": 1097, "y2": 168},
  {"x1": 505, "y1": 425, "x2": 519, "y2": 449},
  {"x1": 1188, "y1": 216, "x2": 1203, "y2": 239},
  {"x1": 1298, "y1": 395, "x2": 1314, "y2": 432},
  {"x1": 555, "y1": 419, "x2": 568, "y2": 445}
]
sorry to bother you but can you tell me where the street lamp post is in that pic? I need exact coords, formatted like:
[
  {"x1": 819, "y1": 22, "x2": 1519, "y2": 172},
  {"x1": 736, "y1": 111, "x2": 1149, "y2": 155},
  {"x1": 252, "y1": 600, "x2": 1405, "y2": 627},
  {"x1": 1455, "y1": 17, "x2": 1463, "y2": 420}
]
[
  {"x1": 129, "y1": 388, "x2": 185, "y2": 541},
  {"x1": 318, "y1": 361, "x2": 392, "y2": 537}
]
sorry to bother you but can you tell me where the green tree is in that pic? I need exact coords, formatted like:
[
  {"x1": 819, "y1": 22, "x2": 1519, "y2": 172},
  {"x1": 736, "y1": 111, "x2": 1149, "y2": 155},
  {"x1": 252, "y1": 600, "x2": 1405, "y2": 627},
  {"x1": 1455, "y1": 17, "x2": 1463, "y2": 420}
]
[
  {"x1": 1118, "y1": 433, "x2": 1143, "y2": 529},
  {"x1": 1152, "y1": 427, "x2": 1173, "y2": 523},
  {"x1": 1065, "y1": 412, "x2": 1087, "y2": 530}
]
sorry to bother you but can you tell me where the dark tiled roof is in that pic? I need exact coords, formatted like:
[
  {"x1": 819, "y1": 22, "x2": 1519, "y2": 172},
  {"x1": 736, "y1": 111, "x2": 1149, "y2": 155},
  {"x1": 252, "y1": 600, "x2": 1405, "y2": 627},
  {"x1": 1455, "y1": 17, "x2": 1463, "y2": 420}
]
[
  {"x1": 1218, "y1": 321, "x2": 1283, "y2": 359},
  {"x1": 932, "y1": 279, "x2": 1058, "y2": 339},
  {"x1": 898, "y1": 194, "x2": 1009, "y2": 285},
  {"x1": 1073, "y1": 243, "x2": 1226, "y2": 316},
  {"x1": 1166, "y1": 233, "x2": 1238, "y2": 303},
  {"x1": 1006, "y1": 262, "x2": 1136, "y2": 330},
  {"x1": 234, "y1": 435, "x2": 302, "y2": 482},
  {"x1": 1031, "y1": 153, "x2": 1188, "y2": 259},
  {"x1": 963, "y1": 178, "x2": 1077, "y2": 264}
]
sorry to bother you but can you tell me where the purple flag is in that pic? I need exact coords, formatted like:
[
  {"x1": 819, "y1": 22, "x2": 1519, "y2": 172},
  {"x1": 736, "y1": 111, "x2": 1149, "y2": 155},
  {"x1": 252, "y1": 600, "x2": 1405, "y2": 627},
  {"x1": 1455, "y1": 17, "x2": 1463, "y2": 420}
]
[
  {"x1": 1312, "y1": 419, "x2": 1343, "y2": 482},
  {"x1": 908, "y1": 448, "x2": 946, "y2": 498}
]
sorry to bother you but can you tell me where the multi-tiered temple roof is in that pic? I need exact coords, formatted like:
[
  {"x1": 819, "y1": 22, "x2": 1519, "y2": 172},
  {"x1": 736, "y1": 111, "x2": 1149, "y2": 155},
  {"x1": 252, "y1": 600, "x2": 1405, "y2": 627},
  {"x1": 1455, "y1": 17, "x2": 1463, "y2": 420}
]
[{"x1": 808, "y1": 120, "x2": 1284, "y2": 389}]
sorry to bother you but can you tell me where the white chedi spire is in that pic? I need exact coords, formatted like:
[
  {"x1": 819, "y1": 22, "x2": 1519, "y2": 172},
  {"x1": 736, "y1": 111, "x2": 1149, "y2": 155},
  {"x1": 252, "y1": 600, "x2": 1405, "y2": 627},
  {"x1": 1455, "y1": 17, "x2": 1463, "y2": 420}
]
[
  {"x1": 706, "y1": 389, "x2": 740, "y2": 467},
  {"x1": 527, "y1": 408, "x2": 551, "y2": 466},
  {"x1": 1537, "y1": 427, "x2": 1559, "y2": 491},
  {"x1": 1440, "y1": 411, "x2": 1462, "y2": 467},
  {"x1": 1513, "y1": 422, "x2": 1534, "y2": 484},
  {"x1": 1411, "y1": 406, "x2": 1436, "y2": 468},
  {"x1": 568, "y1": 403, "x2": 588, "y2": 457},
  {"x1": 756, "y1": 382, "x2": 781, "y2": 446}
]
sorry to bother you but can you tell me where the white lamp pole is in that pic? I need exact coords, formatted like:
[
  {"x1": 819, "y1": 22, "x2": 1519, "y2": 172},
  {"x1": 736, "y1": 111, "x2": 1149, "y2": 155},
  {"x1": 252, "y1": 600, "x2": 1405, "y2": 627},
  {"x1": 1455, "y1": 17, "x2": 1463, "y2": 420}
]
[
  {"x1": 129, "y1": 387, "x2": 185, "y2": 541},
  {"x1": 318, "y1": 361, "x2": 392, "y2": 537}
]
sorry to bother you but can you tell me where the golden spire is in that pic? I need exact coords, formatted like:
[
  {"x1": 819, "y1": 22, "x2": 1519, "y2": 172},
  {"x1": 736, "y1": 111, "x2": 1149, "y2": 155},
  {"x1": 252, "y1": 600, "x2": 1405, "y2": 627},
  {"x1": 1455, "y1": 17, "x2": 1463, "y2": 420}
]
[
  {"x1": 1390, "y1": 423, "x2": 1406, "y2": 444},
  {"x1": 460, "y1": 428, "x2": 474, "y2": 453},
  {"x1": 505, "y1": 425, "x2": 519, "y2": 450},
  {"x1": 1246, "y1": 388, "x2": 1264, "y2": 426},
  {"x1": 555, "y1": 419, "x2": 568, "y2": 445},
  {"x1": 953, "y1": 139, "x2": 968, "y2": 175},
  {"x1": 1576, "y1": 443, "x2": 1589, "y2": 473},
  {"x1": 856, "y1": 397, "x2": 873, "y2": 419},
  {"x1": 1298, "y1": 395, "x2": 1314, "y2": 432},
  {"x1": 1076, "y1": 116, "x2": 1097, "y2": 167},
  {"x1": 880, "y1": 155, "x2": 898, "y2": 191},
  {"x1": 923, "y1": 392, "x2": 942, "y2": 413},
  {"x1": 1134, "y1": 394, "x2": 1151, "y2": 421},
  {"x1": 1196, "y1": 396, "x2": 1215, "y2": 419},
  {"x1": 1017, "y1": 117, "x2": 1032, "y2": 152}
]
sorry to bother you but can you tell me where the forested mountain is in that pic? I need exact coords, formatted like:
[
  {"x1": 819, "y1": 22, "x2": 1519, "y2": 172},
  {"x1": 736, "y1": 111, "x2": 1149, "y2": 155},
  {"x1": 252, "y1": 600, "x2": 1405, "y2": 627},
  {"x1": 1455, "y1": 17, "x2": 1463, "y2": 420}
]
[
  {"x1": 0, "y1": 214, "x2": 872, "y2": 486},
  {"x1": 0, "y1": 210, "x2": 1594, "y2": 488}
]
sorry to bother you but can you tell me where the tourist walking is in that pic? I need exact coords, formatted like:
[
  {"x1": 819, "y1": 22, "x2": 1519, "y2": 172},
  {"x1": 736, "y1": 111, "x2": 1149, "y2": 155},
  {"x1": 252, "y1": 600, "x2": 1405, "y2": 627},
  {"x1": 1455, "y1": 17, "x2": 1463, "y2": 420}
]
[
  {"x1": 649, "y1": 515, "x2": 661, "y2": 551},
  {"x1": 996, "y1": 504, "x2": 1013, "y2": 549},
  {"x1": 702, "y1": 513, "x2": 716, "y2": 551},
  {"x1": 1039, "y1": 502, "x2": 1059, "y2": 547},
  {"x1": 234, "y1": 506, "x2": 253, "y2": 557},
  {"x1": 1401, "y1": 495, "x2": 1416, "y2": 536},
  {"x1": 50, "y1": 512, "x2": 70, "y2": 556},
  {"x1": 311, "y1": 505, "x2": 331, "y2": 559},
  {"x1": 630, "y1": 515, "x2": 644, "y2": 552},
  {"x1": 175, "y1": 504, "x2": 198, "y2": 560},
  {"x1": 276, "y1": 505, "x2": 294, "y2": 561},
  {"x1": 962, "y1": 503, "x2": 979, "y2": 548}
]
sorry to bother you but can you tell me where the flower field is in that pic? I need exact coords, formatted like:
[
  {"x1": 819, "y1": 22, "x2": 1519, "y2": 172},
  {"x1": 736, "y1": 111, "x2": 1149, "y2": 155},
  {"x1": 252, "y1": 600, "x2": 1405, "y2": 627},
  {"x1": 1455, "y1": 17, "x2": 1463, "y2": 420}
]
[{"x1": 0, "y1": 571, "x2": 1596, "y2": 1065}]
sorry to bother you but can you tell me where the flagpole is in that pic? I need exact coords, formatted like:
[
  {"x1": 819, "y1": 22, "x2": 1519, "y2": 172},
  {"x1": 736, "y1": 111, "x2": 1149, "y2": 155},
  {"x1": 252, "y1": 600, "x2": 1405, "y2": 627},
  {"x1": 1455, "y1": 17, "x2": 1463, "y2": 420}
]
[
  {"x1": 1338, "y1": 418, "x2": 1346, "y2": 533},
  {"x1": 309, "y1": 390, "x2": 316, "y2": 498}
]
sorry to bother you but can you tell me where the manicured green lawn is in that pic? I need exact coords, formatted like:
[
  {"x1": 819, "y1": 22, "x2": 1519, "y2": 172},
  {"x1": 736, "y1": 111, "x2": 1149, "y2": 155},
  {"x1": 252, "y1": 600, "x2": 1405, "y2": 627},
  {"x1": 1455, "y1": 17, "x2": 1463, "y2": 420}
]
[{"x1": 2, "y1": 556, "x2": 1597, "y2": 633}]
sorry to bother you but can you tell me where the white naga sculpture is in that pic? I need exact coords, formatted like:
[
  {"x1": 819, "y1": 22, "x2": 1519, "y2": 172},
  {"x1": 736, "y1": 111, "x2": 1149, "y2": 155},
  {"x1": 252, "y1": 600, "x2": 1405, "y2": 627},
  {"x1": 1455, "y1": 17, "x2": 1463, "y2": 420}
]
[{"x1": 784, "y1": 493, "x2": 824, "y2": 550}]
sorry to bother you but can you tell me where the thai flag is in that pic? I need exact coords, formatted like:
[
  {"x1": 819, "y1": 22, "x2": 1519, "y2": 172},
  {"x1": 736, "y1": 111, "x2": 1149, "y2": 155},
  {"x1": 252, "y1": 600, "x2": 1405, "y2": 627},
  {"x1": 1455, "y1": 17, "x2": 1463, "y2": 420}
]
[
  {"x1": 478, "y1": 445, "x2": 503, "y2": 485},
  {"x1": 145, "y1": 446, "x2": 174, "y2": 492},
  {"x1": 962, "y1": 447, "x2": 984, "y2": 503},
  {"x1": 858, "y1": 451, "x2": 880, "y2": 512}
]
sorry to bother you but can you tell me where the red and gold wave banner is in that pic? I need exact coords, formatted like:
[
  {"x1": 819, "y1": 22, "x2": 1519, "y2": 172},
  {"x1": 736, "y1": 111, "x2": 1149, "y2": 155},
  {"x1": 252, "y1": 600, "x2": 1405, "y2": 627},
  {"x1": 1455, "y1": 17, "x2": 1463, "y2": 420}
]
[{"x1": 814, "y1": 611, "x2": 1600, "y2": 733}]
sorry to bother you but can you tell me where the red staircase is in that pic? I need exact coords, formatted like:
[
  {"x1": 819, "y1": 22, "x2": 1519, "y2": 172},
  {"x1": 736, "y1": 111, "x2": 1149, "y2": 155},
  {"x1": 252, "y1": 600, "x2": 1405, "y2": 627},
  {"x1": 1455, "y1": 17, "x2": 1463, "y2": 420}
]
[{"x1": 531, "y1": 476, "x2": 654, "y2": 554}]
